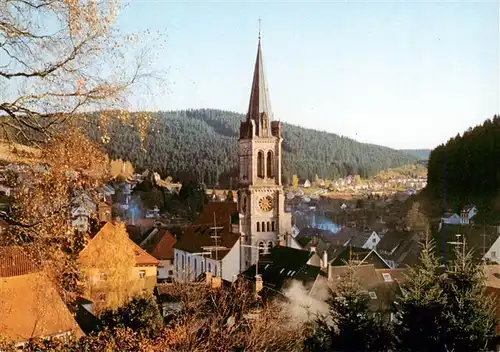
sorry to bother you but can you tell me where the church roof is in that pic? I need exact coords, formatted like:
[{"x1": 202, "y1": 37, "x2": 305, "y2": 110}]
[{"x1": 247, "y1": 38, "x2": 272, "y2": 132}]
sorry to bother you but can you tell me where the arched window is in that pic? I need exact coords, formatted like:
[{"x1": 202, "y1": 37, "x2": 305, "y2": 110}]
[
  {"x1": 259, "y1": 241, "x2": 265, "y2": 254},
  {"x1": 257, "y1": 151, "x2": 264, "y2": 178},
  {"x1": 266, "y1": 151, "x2": 274, "y2": 178},
  {"x1": 267, "y1": 221, "x2": 270, "y2": 232},
  {"x1": 257, "y1": 222, "x2": 260, "y2": 232},
  {"x1": 268, "y1": 241, "x2": 273, "y2": 251},
  {"x1": 261, "y1": 221, "x2": 265, "y2": 232},
  {"x1": 272, "y1": 221, "x2": 275, "y2": 231}
]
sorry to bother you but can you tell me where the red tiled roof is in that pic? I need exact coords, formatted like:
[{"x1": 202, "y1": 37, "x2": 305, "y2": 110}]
[
  {"x1": 145, "y1": 230, "x2": 177, "y2": 260},
  {"x1": 0, "y1": 247, "x2": 40, "y2": 277},
  {"x1": 174, "y1": 201, "x2": 240, "y2": 260},
  {"x1": 0, "y1": 271, "x2": 84, "y2": 343}
]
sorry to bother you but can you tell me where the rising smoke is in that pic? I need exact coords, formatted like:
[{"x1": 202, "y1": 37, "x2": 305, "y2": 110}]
[{"x1": 281, "y1": 279, "x2": 331, "y2": 325}]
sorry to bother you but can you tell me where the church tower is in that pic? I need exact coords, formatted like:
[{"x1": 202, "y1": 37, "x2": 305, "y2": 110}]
[{"x1": 238, "y1": 34, "x2": 292, "y2": 269}]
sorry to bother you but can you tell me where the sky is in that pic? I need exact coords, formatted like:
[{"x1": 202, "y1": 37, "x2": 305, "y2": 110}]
[{"x1": 118, "y1": 0, "x2": 499, "y2": 150}]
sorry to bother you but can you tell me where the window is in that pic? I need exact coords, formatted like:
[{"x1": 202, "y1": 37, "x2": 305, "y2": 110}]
[
  {"x1": 382, "y1": 273, "x2": 393, "y2": 282},
  {"x1": 268, "y1": 241, "x2": 273, "y2": 251},
  {"x1": 261, "y1": 221, "x2": 265, "y2": 232},
  {"x1": 290, "y1": 271, "x2": 296, "y2": 276},
  {"x1": 168, "y1": 270, "x2": 173, "y2": 276},
  {"x1": 187, "y1": 256, "x2": 190, "y2": 267},
  {"x1": 257, "y1": 151, "x2": 264, "y2": 178},
  {"x1": 98, "y1": 292, "x2": 106, "y2": 301},
  {"x1": 194, "y1": 259, "x2": 197, "y2": 273},
  {"x1": 264, "y1": 264, "x2": 270, "y2": 270},
  {"x1": 492, "y1": 251, "x2": 497, "y2": 258},
  {"x1": 266, "y1": 151, "x2": 274, "y2": 178},
  {"x1": 267, "y1": 222, "x2": 270, "y2": 232},
  {"x1": 257, "y1": 222, "x2": 260, "y2": 232},
  {"x1": 271, "y1": 221, "x2": 275, "y2": 231},
  {"x1": 259, "y1": 241, "x2": 265, "y2": 253},
  {"x1": 372, "y1": 237, "x2": 376, "y2": 242},
  {"x1": 208, "y1": 262, "x2": 212, "y2": 273},
  {"x1": 279, "y1": 268, "x2": 285, "y2": 274},
  {"x1": 181, "y1": 256, "x2": 184, "y2": 269},
  {"x1": 139, "y1": 270, "x2": 146, "y2": 279},
  {"x1": 369, "y1": 291, "x2": 377, "y2": 300},
  {"x1": 287, "y1": 270, "x2": 292, "y2": 276}
]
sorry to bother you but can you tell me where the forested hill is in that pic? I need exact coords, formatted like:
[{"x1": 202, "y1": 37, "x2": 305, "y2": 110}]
[
  {"x1": 84, "y1": 109, "x2": 417, "y2": 187},
  {"x1": 427, "y1": 115, "x2": 500, "y2": 199},
  {"x1": 401, "y1": 149, "x2": 430, "y2": 160}
]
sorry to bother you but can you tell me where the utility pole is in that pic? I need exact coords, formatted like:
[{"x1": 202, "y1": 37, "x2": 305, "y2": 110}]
[{"x1": 210, "y1": 212, "x2": 223, "y2": 277}]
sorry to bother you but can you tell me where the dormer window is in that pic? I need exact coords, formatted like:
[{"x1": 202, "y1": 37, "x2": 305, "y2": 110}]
[
  {"x1": 369, "y1": 291, "x2": 377, "y2": 300},
  {"x1": 382, "y1": 273, "x2": 393, "y2": 282}
]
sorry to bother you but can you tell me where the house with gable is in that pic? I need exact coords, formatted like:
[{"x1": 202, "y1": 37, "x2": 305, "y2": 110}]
[
  {"x1": 348, "y1": 230, "x2": 381, "y2": 250},
  {"x1": 328, "y1": 264, "x2": 407, "y2": 323},
  {"x1": 483, "y1": 234, "x2": 500, "y2": 264},
  {"x1": 78, "y1": 222, "x2": 160, "y2": 312},
  {"x1": 0, "y1": 247, "x2": 83, "y2": 347},
  {"x1": 376, "y1": 230, "x2": 421, "y2": 269},
  {"x1": 140, "y1": 228, "x2": 177, "y2": 282},
  {"x1": 174, "y1": 201, "x2": 242, "y2": 283},
  {"x1": 70, "y1": 192, "x2": 97, "y2": 233}
]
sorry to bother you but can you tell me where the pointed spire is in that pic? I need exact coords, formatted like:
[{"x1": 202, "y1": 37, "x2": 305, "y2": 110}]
[{"x1": 247, "y1": 21, "x2": 272, "y2": 136}]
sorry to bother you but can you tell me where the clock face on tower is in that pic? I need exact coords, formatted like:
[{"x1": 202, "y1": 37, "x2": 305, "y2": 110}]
[{"x1": 258, "y1": 196, "x2": 273, "y2": 212}]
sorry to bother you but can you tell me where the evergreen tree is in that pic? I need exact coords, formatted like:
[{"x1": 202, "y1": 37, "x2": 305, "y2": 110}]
[
  {"x1": 395, "y1": 239, "x2": 497, "y2": 352},
  {"x1": 306, "y1": 265, "x2": 393, "y2": 351},
  {"x1": 394, "y1": 240, "x2": 445, "y2": 352},
  {"x1": 441, "y1": 245, "x2": 497, "y2": 352}
]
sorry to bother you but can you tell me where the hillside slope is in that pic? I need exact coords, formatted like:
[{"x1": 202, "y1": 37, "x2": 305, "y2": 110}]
[
  {"x1": 401, "y1": 149, "x2": 430, "y2": 160},
  {"x1": 84, "y1": 109, "x2": 417, "y2": 187}
]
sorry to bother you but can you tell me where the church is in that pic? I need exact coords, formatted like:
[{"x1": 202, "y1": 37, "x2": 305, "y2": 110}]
[{"x1": 173, "y1": 35, "x2": 292, "y2": 282}]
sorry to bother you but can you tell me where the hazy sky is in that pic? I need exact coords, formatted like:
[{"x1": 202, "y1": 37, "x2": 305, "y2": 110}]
[{"x1": 119, "y1": 0, "x2": 499, "y2": 150}]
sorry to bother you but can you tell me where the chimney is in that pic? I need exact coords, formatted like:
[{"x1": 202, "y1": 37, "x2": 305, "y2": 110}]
[
  {"x1": 279, "y1": 233, "x2": 287, "y2": 247},
  {"x1": 254, "y1": 274, "x2": 263, "y2": 294},
  {"x1": 211, "y1": 276, "x2": 222, "y2": 289},
  {"x1": 323, "y1": 250, "x2": 328, "y2": 268},
  {"x1": 205, "y1": 271, "x2": 213, "y2": 285}
]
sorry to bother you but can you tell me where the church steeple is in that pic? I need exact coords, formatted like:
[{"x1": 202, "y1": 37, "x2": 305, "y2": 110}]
[{"x1": 246, "y1": 32, "x2": 272, "y2": 136}]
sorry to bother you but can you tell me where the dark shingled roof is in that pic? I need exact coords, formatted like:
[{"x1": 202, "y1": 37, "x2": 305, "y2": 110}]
[
  {"x1": 174, "y1": 201, "x2": 240, "y2": 260},
  {"x1": 330, "y1": 247, "x2": 390, "y2": 269},
  {"x1": 376, "y1": 230, "x2": 411, "y2": 254},
  {"x1": 242, "y1": 246, "x2": 322, "y2": 295}
]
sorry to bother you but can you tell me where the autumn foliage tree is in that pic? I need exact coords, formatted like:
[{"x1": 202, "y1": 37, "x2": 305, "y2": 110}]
[
  {"x1": 1, "y1": 130, "x2": 109, "y2": 301},
  {"x1": 0, "y1": 0, "x2": 161, "y2": 145},
  {"x1": 78, "y1": 221, "x2": 142, "y2": 314}
]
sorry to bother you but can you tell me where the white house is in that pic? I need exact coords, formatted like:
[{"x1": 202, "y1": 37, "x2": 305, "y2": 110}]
[
  {"x1": 70, "y1": 193, "x2": 97, "y2": 233},
  {"x1": 441, "y1": 213, "x2": 461, "y2": 225},
  {"x1": 348, "y1": 231, "x2": 381, "y2": 250},
  {"x1": 173, "y1": 202, "x2": 241, "y2": 283},
  {"x1": 140, "y1": 229, "x2": 177, "y2": 282},
  {"x1": 173, "y1": 241, "x2": 241, "y2": 283},
  {"x1": 483, "y1": 235, "x2": 500, "y2": 264},
  {"x1": 460, "y1": 205, "x2": 478, "y2": 225}
]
